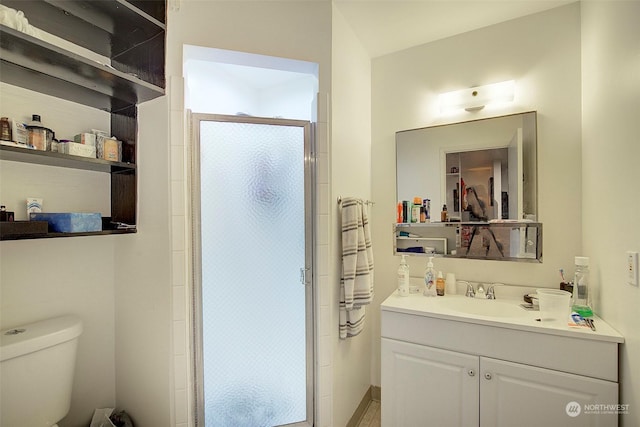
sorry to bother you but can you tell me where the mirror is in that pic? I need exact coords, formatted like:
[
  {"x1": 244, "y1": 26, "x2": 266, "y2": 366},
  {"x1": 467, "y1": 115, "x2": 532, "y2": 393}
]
[
  {"x1": 397, "y1": 111, "x2": 537, "y2": 220},
  {"x1": 395, "y1": 111, "x2": 540, "y2": 261}
]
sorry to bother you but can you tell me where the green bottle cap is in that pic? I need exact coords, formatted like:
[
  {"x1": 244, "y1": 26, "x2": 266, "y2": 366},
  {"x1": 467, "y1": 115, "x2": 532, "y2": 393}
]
[{"x1": 572, "y1": 304, "x2": 593, "y2": 318}]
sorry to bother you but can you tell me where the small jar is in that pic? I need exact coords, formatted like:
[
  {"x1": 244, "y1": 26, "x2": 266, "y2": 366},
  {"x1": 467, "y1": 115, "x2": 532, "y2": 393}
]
[{"x1": 26, "y1": 114, "x2": 54, "y2": 151}]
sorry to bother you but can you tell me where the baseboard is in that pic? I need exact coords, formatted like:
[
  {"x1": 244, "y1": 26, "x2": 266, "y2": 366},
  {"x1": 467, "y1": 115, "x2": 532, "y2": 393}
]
[
  {"x1": 346, "y1": 385, "x2": 381, "y2": 427},
  {"x1": 371, "y1": 385, "x2": 381, "y2": 401}
]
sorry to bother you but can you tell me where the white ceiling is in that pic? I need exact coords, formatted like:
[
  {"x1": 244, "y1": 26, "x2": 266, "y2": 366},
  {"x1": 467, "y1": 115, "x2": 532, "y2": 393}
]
[
  {"x1": 191, "y1": 1, "x2": 576, "y2": 90},
  {"x1": 334, "y1": 0, "x2": 576, "y2": 58}
]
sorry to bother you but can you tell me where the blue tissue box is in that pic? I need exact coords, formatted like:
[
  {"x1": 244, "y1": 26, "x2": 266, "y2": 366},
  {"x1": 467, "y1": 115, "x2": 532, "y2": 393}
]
[{"x1": 29, "y1": 212, "x2": 102, "y2": 233}]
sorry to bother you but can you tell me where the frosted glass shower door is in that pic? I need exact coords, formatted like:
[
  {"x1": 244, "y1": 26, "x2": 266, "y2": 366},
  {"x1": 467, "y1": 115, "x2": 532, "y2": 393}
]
[{"x1": 191, "y1": 114, "x2": 313, "y2": 427}]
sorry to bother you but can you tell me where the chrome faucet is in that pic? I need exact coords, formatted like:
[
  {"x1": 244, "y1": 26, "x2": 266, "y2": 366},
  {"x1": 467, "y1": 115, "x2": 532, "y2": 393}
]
[
  {"x1": 486, "y1": 283, "x2": 503, "y2": 300},
  {"x1": 464, "y1": 282, "x2": 475, "y2": 298},
  {"x1": 475, "y1": 283, "x2": 486, "y2": 298}
]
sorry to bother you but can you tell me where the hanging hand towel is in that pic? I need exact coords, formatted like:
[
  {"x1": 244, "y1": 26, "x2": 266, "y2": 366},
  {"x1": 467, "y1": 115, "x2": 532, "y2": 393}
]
[{"x1": 339, "y1": 198, "x2": 374, "y2": 339}]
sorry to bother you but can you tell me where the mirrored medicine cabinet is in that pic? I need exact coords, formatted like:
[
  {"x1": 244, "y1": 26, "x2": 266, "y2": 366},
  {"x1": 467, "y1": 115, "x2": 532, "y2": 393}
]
[{"x1": 395, "y1": 111, "x2": 542, "y2": 262}]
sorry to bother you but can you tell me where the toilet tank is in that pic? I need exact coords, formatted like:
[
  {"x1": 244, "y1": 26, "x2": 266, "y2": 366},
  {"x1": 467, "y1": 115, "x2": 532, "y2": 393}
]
[{"x1": 0, "y1": 315, "x2": 83, "y2": 427}]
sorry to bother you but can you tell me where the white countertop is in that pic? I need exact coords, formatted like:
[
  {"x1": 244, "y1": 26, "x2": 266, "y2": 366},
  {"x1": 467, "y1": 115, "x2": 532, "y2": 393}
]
[{"x1": 381, "y1": 292, "x2": 624, "y2": 344}]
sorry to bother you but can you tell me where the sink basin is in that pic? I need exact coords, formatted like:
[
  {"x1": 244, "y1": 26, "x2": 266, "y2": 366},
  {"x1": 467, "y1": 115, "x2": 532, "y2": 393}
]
[{"x1": 439, "y1": 297, "x2": 526, "y2": 318}]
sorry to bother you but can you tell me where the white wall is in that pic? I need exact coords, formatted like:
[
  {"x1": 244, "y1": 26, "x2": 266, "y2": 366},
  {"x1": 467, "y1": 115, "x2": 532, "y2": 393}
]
[
  {"x1": 184, "y1": 58, "x2": 318, "y2": 120},
  {"x1": 257, "y1": 75, "x2": 318, "y2": 120},
  {"x1": 581, "y1": 2, "x2": 640, "y2": 425},
  {"x1": 331, "y1": 6, "x2": 373, "y2": 427},
  {"x1": 113, "y1": 95, "x2": 172, "y2": 426},
  {"x1": 370, "y1": 3, "x2": 583, "y2": 386},
  {"x1": 184, "y1": 60, "x2": 261, "y2": 116},
  {"x1": 166, "y1": 1, "x2": 334, "y2": 425},
  {"x1": 0, "y1": 236, "x2": 117, "y2": 427}
]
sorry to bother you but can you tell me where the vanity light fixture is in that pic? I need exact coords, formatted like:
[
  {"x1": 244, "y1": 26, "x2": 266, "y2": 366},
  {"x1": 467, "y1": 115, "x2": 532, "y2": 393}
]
[{"x1": 439, "y1": 80, "x2": 515, "y2": 113}]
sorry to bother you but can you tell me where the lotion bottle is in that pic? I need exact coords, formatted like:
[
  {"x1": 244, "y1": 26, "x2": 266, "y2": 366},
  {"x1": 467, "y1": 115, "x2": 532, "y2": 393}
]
[
  {"x1": 411, "y1": 197, "x2": 421, "y2": 223},
  {"x1": 424, "y1": 257, "x2": 437, "y2": 297},
  {"x1": 397, "y1": 255, "x2": 410, "y2": 296},
  {"x1": 436, "y1": 271, "x2": 445, "y2": 296}
]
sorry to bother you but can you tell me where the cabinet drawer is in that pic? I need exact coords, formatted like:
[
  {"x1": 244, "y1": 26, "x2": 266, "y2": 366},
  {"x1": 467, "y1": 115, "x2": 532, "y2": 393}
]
[{"x1": 382, "y1": 310, "x2": 618, "y2": 381}]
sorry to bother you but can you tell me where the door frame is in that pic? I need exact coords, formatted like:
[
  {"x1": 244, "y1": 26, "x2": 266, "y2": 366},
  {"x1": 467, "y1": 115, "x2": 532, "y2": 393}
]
[{"x1": 188, "y1": 112, "x2": 315, "y2": 427}]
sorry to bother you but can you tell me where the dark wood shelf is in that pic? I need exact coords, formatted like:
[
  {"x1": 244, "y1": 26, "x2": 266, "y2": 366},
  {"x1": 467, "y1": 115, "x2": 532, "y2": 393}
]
[
  {"x1": 0, "y1": 1, "x2": 165, "y2": 240},
  {"x1": 2, "y1": 0, "x2": 166, "y2": 88},
  {"x1": 1, "y1": 228, "x2": 137, "y2": 241},
  {"x1": 1, "y1": 0, "x2": 165, "y2": 56},
  {"x1": 0, "y1": 145, "x2": 136, "y2": 173},
  {"x1": 0, "y1": 25, "x2": 164, "y2": 112}
]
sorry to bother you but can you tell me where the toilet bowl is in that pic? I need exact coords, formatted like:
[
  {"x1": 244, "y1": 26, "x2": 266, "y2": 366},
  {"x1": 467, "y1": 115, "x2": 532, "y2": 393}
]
[{"x1": 0, "y1": 315, "x2": 83, "y2": 427}]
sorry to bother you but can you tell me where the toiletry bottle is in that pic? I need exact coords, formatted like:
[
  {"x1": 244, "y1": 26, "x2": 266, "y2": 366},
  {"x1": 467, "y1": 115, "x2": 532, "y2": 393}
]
[
  {"x1": 397, "y1": 202, "x2": 403, "y2": 223},
  {"x1": 441, "y1": 204, "x2": 448, "y2": 222},
  {"x1": 397, "y1": 255, "x2": 410, "y2": 297},
  {"x1": 424, "y1": 256, "x2": 437, "y2": 297},
  {"x1": 423, "y1": 198, "x2": 431, "y2": 222},
  {"x1": 572, "y1": 256, "x2": 593, "y2": 317},
  {"x1": 436, "y1": 271, "x2": 445, "y2": 296},
  {"x1": 0, "y1": 117, "x2": 11, "y2": 141},
  {"x1": 411, "y1": 197, "x2": 421, "y2": 223}
]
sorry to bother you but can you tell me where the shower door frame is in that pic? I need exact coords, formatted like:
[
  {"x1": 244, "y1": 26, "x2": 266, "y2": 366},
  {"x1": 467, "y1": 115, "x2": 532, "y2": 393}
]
[{"x1": 189, "y1": 112, "x2": 315, "y2": 427}]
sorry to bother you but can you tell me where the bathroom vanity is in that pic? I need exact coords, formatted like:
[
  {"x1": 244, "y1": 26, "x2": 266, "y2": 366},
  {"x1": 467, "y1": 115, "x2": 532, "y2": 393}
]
[{"x1": 381, "y1": 292, "x2": 624, "y2": 427}]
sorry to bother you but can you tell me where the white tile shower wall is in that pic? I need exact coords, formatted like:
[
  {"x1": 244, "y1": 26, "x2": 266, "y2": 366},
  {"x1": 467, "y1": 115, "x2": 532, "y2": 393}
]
[
  {"x1": 168, "y1": 86, "x2": 332, "y2": 426},
  {"x1": 169, "y1": 75, "x2": 191, "y2": 427},
  {"x1": 315, "y1": 93, "x2": 333, "y2": 427}
]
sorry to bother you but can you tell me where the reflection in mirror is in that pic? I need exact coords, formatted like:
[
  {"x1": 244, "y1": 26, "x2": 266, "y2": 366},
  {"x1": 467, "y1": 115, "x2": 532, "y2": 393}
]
[
  {"x1": 395, "y1": 112, "x2": 540, "y2": 262},
  {"x1": 396, "y1": 111, "x2": 537, "y2": 221}
]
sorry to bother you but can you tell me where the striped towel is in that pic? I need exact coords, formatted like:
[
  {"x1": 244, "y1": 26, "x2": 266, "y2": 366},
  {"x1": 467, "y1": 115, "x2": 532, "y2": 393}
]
[{"x1": 339, "y1": 198, "x2": 374, "y2": 339}]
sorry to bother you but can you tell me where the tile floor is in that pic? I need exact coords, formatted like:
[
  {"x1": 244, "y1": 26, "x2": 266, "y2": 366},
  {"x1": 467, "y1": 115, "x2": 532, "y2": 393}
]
[{"x1": 356, "y1": 400, "x2": 381, "y2": 427}]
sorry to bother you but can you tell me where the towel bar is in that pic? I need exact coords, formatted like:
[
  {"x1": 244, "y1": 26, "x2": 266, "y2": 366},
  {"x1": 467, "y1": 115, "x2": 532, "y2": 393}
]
[{"x1": 337, "y1": 196, "x2": 374, "y2": 205}]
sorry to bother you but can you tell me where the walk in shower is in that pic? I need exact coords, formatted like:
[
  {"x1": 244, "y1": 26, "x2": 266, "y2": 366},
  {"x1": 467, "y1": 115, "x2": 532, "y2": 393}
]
[{"x1": 190, "y1": 113, "x2": 314, "y2": 427}]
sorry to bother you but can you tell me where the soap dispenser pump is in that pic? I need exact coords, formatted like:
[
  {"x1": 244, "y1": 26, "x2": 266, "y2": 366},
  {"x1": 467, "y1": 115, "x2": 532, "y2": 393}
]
[{"x1": 424, "y1": 257, "x2": 437, "y2": 297}]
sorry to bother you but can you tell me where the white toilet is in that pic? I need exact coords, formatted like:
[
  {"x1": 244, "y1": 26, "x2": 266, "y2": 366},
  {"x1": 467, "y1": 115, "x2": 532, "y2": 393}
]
[{"x1": 0, "y1": 315, "x2": 83, "y2": 427}]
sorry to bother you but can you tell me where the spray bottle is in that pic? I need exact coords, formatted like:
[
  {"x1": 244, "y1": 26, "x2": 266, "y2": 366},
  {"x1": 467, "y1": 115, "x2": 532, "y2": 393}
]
[
  {"x1": 572, "y1": 256, "x2": 593, "y2": 317},
  {"x1": 424, "y1": 257, "x2": 437, "y2": 297},
  {"x1": 397, "y1": 255, "x2": 410, "y2": 297}
]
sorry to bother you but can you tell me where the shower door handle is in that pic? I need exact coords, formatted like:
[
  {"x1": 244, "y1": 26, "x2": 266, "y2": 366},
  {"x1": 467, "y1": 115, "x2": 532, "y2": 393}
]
[{"x1": 300, "y1": 268, "x2": 311, "y2": 285}]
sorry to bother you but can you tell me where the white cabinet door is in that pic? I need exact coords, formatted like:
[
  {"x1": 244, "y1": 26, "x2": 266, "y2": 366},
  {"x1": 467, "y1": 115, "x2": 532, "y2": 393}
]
[
  {"x1": 480, "y1": 357, "x2": 618, "y2": 427},
  {"x1": 381, "y1": 338, "x2": 479, "y2": 427}
]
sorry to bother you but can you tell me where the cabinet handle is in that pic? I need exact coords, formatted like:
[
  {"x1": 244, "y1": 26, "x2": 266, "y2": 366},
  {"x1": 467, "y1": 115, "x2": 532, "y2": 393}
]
[
  {"x1": 468, "y1": 369, "x2": 475, "y2": 377},
  {"x1": 484, "y1": 372, "x2": 492, "y2": 380}
]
